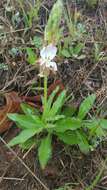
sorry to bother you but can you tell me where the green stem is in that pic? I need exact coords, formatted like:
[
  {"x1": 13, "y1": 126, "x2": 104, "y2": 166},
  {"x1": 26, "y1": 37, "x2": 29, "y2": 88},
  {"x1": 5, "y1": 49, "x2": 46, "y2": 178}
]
[{"x1": 44, "y1": 75, "x2": 48, "y2": 110}]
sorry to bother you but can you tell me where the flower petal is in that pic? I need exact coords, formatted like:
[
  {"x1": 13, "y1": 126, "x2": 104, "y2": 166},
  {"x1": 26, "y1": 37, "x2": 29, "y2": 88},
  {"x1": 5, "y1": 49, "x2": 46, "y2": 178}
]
[
  {"x1": 40, "y1": 44, "x2": 57, "y2": 60},
  {"x1": 40, "y1": 47, "x2": 48, "y2": 60},
  {"x1": 46, "y1": 44, "x2": 57, "y2": 60},
  {"x1": 46, "y1": 61, "x2": 57, "y2": 71}
]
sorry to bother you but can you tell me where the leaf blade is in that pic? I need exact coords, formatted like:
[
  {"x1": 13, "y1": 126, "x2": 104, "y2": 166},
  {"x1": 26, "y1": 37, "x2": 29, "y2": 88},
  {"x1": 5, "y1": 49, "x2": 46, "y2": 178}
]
[
  {"x1": 8, "y1": 128, "x2": 38, "y2": 147},
  {"x1": 56, "y1": 131, "x2": 79, "y2": 145},
  {"x1": 8, "y1": 113, "x2": 44, "y2": 129},
  {"x1": 49, "y1": 90, "x2": 66, "y2": 117},
  {"x1": 55, "y1": 117, "x2": 82, "y2": 132},
  {"x1": 38, "y1": 134, "x2": 52, "y2": 169},
  {"x1": 78, "y1": 94, "x2": 96, "y2": 120}
]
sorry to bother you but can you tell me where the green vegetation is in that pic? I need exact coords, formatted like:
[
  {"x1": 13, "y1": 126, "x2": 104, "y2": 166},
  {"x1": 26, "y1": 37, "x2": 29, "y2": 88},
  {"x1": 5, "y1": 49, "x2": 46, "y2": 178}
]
[{"x1": 1, "y1": 0, "x2": 107, "y2": 189}]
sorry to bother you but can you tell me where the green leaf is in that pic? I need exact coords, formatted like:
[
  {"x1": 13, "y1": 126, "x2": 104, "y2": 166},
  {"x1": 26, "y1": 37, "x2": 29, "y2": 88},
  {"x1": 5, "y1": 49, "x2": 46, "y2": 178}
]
[
  {"x1": 46, "y1": 124, "x2": 57, "y2": 134},
  {"x1": 78, "y1": 94, "x2": 96, "y2": 120},
  {"x1": 95, "y1": 127, "x2": 105, "y2": 138},
  {"x1": 84, "y1": 119, "x2": 99, "y2": 130},
  {"x1": 77, "y1": 131, "x2": 90, "y2": 154},
  {"x1": 61, "y1": 49, "x2": 71, "y2": 58},
  {"x1": 78, "y1": 141, "x2": 90, "y2": 154},
  {"x1": 43, "y1": 86, "x2": 59, "y2": 119},
  {"x1": 55, "y1": 117, "x2": 82, "y2": 132},
  {"x1": 8, "y1": 128, "x2": 38, "y2": 146},
  {"x1": 8, "y1": 114, "x2": 44, "y2": 129},
  {"x1": 57, "y1": 131, "x2": 79, "y2": 145},
  {"x1": 38, "y1": 134, "x2": 52, "y2": 169},
  {"x1": 49, "y1": 90, "x2": 66, "y2": 117},
  {"x1": 62, "y1": 105, "x2": 77, "y2": 117},
  {"x1": 21, "y1": 103, "x2": 39, "y2": 115},
  {"x1": 33, "y1": 36, "x2": 43, "y2": 49},
  {"x1": 46, "y1": 115, "x2": 65, "y2": 122},
  {"x1": 99, "y1": 119, "x2": 107, "y2": 129},
  {"x1": 69, "y1": 46, "x2": 74, "y2": 55},
  {"x1": 26, "y1": 48, "x2": 37, "y2": 65},
  {"x1": 84, "y1": 119, "x2": 105, "y2": 137},
  {"x1": 47, "y1": 86, "x2": 59, "y2": 110},
  {"x1": 73, "y1": 43, "x2": 84, "y2": 55}
]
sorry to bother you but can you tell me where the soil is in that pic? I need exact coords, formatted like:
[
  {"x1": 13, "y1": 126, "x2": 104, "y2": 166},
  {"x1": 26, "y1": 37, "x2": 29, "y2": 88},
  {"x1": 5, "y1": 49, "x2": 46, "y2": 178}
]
[{"x1": 0, "y1": 0, "x2": 107, "y2": 190}]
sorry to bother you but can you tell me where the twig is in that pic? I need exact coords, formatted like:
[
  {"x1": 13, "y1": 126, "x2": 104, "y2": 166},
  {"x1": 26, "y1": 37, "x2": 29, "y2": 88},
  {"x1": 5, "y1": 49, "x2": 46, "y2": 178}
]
[
  {"x1": 23, "y1": 144, "x2": 35, "y2": 159},
  {"x1": 0, "y1": 177, "x2": 24, "y2": 181}
]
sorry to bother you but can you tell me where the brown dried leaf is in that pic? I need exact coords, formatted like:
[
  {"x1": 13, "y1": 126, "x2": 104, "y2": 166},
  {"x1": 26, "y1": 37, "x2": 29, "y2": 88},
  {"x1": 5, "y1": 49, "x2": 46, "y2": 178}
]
[{"x1": 0, "y1": 92, "x2": 21, "y2": 133}]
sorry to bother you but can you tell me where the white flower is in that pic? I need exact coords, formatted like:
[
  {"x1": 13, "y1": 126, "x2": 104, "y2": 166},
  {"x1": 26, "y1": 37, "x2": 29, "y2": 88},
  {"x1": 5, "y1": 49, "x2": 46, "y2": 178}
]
[{"x1": 39, "y1": 44, "x2": 57, "y2": 77}]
